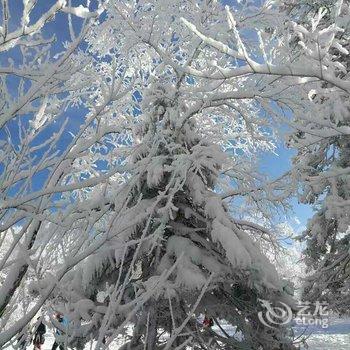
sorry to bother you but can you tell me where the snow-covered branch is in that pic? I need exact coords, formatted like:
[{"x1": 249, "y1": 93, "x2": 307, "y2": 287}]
[{"x1": 181, "y1": 13, "x2": 350, "y2": 94}]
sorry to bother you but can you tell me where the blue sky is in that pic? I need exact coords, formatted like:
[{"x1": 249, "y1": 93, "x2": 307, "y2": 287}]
[
  {"x1": 0, "y1": 1, "x2": 89, "y2": 194},
  {"x1": 261, "y1": 143, "x2": 313, "y2": 232},
  {"x1": 1, "y1": 0, "x2": 314, "y2": 232}
]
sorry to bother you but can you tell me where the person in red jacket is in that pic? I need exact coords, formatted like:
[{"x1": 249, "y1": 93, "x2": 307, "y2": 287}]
[{"x1": 202, "y1": 314, "x2": 214, "y2": 328}]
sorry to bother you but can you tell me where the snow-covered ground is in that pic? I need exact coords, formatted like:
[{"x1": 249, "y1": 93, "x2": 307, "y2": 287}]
[
  {"x1": 211, "y1": 317, "x2": 350, "y2": 349},
  {"x1": 6, "y1": 318, "x2": 350, "y2": 350},
  {"x1": 295, "y1": 317, "x2": 350, "y2": 350}
]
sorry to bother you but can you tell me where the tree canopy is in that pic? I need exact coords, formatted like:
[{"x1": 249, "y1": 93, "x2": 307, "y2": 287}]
[{"x1": 0, "y1": 1, "x2": 349, "y2": 349}]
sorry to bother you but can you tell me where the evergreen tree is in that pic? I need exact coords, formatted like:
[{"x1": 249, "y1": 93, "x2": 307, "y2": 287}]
[
  {"x1": 59, "y1": 79, "x2": 295, "y2": 349},
  {"x1": 285, "y1": 0, "x2": 350, "y2": 313}
]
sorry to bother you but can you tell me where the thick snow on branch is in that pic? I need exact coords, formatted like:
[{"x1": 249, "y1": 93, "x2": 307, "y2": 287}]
[
  {"x1": 62, "y1": 4, "x2": 105, "y2": 19},
  {"x1": 181, "y1": 11, "x2": 350, "y2": 94}
]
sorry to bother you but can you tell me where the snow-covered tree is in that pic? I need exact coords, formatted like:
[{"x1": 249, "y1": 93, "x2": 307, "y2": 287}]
[
  {"x1": 283, "y1": 0, "x2": 350, "y2": 314},
  {"x1": 2, "y1": 0, "x2": 350, "y2": 349},
  {"x1": 0, "y1": 0, "x2": 105, "y2": 343},
  {"x1": 42, "y1": 2, "x2": 298, "y2": 348}
]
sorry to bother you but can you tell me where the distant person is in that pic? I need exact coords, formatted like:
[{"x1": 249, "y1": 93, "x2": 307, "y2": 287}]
[
  {"x1": 202, "y1": 314, "x2": 214, "y2": 329},
  {"x1": 33, "y1": 317, "x2": 46, "y2": 350},
  {"x1": 51, "y1": 313, "x2": 68, "y2": 350}
]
